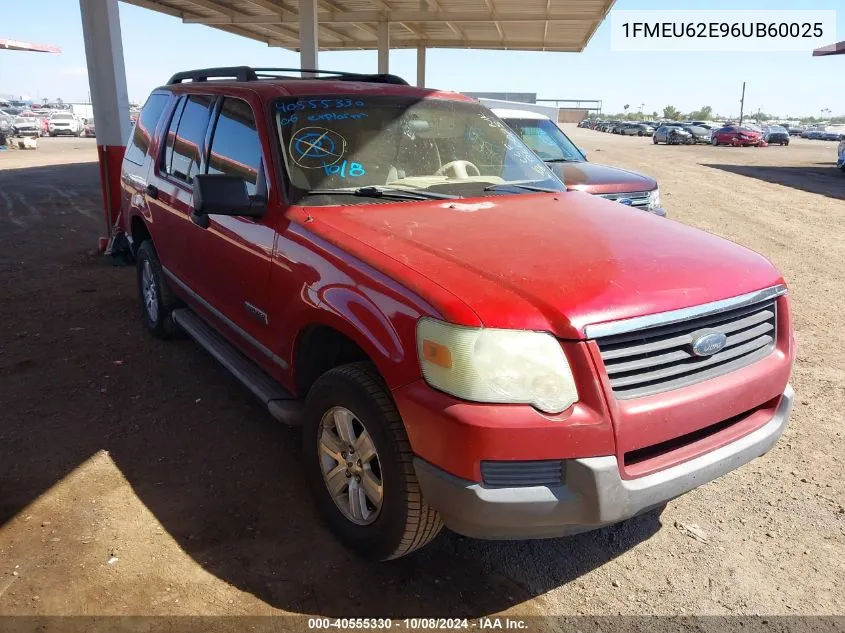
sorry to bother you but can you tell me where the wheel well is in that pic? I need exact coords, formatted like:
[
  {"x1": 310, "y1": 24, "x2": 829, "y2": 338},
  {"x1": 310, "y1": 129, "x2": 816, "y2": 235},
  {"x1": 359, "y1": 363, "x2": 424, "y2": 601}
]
[
  {"x1": 294, "y1": 326, "x2": 372, "y2": 397},
  {"x1": 130, "y1": 216, "x2": 151, "y2": 256}
]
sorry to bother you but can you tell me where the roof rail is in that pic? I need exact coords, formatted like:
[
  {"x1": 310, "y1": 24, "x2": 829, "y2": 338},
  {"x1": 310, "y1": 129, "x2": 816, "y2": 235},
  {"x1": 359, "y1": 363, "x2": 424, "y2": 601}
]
[
  {"x1": 166, "y1": 66, "x2": 409, "y2": 86},
  {"x1": 167, "y1": 66, "x2": 259, "y2": 84}
]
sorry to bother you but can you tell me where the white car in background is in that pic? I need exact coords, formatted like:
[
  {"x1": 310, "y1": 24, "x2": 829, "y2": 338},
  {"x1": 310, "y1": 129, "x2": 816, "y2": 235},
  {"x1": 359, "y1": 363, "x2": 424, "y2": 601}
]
[{"x1": 48, "y1": 111, "x2": 82, "y2": 137}]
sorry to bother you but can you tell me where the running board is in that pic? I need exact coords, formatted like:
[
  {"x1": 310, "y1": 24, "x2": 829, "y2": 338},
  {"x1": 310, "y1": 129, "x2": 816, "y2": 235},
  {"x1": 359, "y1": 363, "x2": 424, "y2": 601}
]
[{"x1": 172, "y1": 308, "x2": 303, "y2": 426}]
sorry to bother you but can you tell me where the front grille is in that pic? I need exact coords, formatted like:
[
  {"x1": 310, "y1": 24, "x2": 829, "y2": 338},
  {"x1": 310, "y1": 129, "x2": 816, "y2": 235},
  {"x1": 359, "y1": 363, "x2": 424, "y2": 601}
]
[
  {"x1": 595, "y1": 298, "x2": 778, "y2": 399},
  {"x1": 596, "y1": 191, "x2": 651, "y2": 208},
  {"x1": 481, "y1": 460, "x2": 564, "y2": 487}
]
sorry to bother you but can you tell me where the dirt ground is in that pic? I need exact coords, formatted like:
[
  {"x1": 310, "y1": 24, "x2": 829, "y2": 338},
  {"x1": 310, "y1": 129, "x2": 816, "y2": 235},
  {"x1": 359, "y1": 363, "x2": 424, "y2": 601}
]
[{"x1": 0, "y1": 134, "x2": 843, "y2": 624}]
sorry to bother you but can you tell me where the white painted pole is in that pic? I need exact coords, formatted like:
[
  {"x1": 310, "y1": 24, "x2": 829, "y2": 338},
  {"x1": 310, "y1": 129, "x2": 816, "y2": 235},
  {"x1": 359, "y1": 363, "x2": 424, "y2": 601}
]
[
  {"x1": 79, "y1": 0, "x2": 130, "y2": 148},
  {"x1": 377, "y1": 22, "x2": 390, "y2": 74},
  {"x1": 79, "y1": 0, "x2": 131, "y2": 249},
  {"x1": 299, "y1": 0, "x2": 318, "y2": 73},
  {"x1": 416, "y1": 45, "x2": 426, "y2": 87}
]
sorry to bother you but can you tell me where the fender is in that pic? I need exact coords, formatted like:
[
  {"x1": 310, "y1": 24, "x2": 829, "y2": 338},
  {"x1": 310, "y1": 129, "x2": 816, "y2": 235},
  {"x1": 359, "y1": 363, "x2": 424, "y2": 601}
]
[{"x1": 287, "y1": 279, "x2": 426, "y2": 392}]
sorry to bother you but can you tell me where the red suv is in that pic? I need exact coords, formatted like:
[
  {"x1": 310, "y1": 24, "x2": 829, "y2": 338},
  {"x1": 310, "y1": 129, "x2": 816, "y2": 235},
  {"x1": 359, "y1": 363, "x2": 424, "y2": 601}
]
[{"x1": 119, "y1": 67, "x2": 795, "y2": 560}]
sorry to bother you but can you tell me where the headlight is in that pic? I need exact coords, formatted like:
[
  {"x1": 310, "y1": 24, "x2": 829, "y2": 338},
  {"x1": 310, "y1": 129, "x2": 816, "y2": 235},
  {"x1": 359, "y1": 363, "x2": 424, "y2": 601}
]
[
  {"x1": 647, "y1": 188, "x2": 661, "y2": 210},
  {"x1": 416, "y1": 318, "x2": 578, "y2": 414}
]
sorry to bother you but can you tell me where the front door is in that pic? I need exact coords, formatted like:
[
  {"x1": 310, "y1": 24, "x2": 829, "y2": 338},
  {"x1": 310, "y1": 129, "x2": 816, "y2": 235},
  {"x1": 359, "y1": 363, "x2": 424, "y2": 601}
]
[{"x1": 175, "y1": 96, "x2": 280, "y2": 375}]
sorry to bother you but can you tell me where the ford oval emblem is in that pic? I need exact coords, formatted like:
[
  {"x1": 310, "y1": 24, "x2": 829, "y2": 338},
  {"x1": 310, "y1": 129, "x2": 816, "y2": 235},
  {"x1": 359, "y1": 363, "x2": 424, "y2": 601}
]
[
  {"x1": 616, "y1": 198, "x2": 634, "y2": 206},
  {"x1": 691, "y1": 332, "x2": 728, "y2": 357}
]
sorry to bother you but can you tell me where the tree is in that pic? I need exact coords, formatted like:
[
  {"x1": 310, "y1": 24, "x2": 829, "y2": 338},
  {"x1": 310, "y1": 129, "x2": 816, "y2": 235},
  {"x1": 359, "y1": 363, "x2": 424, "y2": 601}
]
[
  {"x1": 687, "y1": 105, "x2": 713, "y2": 120},
  {"x1": 663, "y1": 105, "x2": 681, "y2": 120}
]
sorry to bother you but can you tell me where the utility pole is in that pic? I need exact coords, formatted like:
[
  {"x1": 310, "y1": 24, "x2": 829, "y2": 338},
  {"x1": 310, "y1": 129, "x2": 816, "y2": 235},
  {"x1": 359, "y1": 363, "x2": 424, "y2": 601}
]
[{"x1": 739, "y1": 81, "x2": 746, "y2": 127}]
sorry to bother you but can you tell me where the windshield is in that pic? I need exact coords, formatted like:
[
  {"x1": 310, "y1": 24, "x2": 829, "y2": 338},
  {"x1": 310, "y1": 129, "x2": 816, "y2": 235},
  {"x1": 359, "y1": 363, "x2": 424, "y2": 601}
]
[
  {"x1": 275, "y1": 96, "x2": 564, "y2": 203},
  {"x1": 502, "y1": 117, "x2": 584, "y2": 162}
]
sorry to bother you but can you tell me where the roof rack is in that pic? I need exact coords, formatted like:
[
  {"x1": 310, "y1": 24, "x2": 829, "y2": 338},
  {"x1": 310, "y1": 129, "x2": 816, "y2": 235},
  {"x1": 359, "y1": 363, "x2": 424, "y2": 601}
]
[{"x1": 166, "y1": 66, "x2": 409, "y2": 86}]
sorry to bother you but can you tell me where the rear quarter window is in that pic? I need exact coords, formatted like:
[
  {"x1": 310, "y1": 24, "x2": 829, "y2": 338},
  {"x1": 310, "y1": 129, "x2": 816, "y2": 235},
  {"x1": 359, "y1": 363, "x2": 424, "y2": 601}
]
[{"x1": 124, "y1": 93, "x2": 169, "y2": 167}]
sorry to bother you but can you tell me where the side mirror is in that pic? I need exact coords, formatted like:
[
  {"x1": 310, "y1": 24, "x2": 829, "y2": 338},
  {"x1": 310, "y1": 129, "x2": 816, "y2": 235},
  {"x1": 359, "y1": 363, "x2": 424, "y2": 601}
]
[{"x1": 192, "y1": 174, "x2": 266, "y2": 228}]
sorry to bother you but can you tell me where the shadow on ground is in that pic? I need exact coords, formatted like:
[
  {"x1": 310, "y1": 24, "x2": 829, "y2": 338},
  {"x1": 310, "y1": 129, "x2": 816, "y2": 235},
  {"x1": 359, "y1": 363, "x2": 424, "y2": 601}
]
[
  {"x1": 701, "y1": 163, "x2": 845, "y2": 200},
  {"x1": 0, "y1": 163, "x2": 661, "y2": 618}
]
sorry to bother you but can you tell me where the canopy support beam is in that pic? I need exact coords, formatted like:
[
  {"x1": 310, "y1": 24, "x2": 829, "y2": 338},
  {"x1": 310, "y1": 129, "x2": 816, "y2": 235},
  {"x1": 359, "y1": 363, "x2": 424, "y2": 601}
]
[{"x1": 377, "y1": 21, "x2": 389, "y2": 73}]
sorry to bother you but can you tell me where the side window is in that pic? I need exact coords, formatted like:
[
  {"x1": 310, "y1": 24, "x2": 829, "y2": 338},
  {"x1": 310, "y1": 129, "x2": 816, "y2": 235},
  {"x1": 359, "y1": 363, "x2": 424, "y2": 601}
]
[
  {"x1": 163, "y1": 97, "x2": 186, "y2": 177},
  {"x1": 124, "y1": 93, "x2": 168, "y2": 166},
  {"x1": 164, "y1": 94, "x2": 214, "y2": 184},
  {"x1": 517, "y1": 124, "x2": 562, "y2": 160},
  {"x1": 207, "y1": 98, "x2": 264, "y2": 196}
]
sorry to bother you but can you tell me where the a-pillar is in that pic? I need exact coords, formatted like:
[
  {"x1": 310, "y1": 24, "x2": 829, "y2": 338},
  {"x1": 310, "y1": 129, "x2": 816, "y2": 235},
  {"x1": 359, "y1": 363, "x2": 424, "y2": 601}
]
[{"x1": 79, "y1": 0, "x2": 131, "y2": 252}]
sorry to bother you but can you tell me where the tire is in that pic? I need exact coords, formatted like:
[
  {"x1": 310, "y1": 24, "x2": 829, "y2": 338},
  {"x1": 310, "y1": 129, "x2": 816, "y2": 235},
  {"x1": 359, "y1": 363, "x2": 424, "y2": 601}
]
[
  {"x1": 712, "y1": 137, "x2": 719, "y2": 146},
  {"x1": 653, "y1": 137, "x2": 659, "y2": 144},
  {"x1": 303, "y1": 362, "x2": 443, "y2": 560},
  {"x1": 135, "y1": 240, "x2": 181, "y2": 339}
]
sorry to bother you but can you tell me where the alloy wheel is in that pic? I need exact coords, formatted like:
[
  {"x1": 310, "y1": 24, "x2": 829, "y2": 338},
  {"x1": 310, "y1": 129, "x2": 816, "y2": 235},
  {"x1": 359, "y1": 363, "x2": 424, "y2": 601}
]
[
  {"x1": 141, "y1": 260, "x2": 159, "y2": 323},
  {"x1": 318, "y1": 406, "x2": 383, "y2": 525}
]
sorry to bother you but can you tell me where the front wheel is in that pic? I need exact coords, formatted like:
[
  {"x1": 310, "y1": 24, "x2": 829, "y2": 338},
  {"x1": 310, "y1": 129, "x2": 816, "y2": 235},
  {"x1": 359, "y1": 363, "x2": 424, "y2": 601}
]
[
  {"x1": 653, "y1": 137, "x2": 659, "y2": 144},
  {"x1": 304, "y1": 362, "x2": 443, "y2": 560},
  {"x1": 712, "y1": 137, "x2": 719, "y2": 146}
]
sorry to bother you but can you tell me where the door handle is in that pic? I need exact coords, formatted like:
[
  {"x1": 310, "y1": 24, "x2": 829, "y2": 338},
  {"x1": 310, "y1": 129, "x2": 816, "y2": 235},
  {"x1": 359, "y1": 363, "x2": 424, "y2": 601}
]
[{"x1": 145, "y1": 184, "x2": 159, "y2": 199}]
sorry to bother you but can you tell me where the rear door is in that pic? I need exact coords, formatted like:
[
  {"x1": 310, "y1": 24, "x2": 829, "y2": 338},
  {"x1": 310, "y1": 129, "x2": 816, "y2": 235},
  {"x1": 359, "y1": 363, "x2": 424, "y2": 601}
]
[{"x1": 146, "y1": 93, "x2": 215, "y2": 285}]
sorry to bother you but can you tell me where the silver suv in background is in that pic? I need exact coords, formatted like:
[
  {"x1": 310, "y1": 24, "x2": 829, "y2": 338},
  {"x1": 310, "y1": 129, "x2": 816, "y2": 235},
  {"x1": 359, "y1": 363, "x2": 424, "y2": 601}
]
[{"x1": 48, "y1": 112, "x2": 82, "y2": 137}]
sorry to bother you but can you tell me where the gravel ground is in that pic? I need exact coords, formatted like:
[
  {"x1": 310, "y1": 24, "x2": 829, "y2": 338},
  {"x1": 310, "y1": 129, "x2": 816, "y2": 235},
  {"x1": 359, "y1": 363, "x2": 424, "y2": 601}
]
[{"x1": 0, "y1": 134, "x2": 842, "y2": 622}]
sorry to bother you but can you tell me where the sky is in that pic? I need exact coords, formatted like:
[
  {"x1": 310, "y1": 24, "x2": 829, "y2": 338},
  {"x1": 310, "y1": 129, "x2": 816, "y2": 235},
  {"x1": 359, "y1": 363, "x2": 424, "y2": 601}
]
[{"x1": 0, "y1": 0, "x2": 842, "y2": 119}]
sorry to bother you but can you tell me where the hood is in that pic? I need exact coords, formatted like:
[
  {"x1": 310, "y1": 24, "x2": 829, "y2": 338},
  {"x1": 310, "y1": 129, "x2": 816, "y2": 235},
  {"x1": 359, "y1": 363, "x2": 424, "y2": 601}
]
[
  {"x1": 550, "y1": 161, "x2": 657, "y2": 195},
  {"x1": 303, "y1": 193, "x2": 783, "y2": 339}
]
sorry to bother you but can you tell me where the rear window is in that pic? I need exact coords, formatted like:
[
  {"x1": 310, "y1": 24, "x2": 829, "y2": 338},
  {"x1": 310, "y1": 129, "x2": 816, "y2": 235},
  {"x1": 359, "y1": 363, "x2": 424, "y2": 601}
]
[{"x1": 124, "y1": 93, "x2": 169, "y2": 167}]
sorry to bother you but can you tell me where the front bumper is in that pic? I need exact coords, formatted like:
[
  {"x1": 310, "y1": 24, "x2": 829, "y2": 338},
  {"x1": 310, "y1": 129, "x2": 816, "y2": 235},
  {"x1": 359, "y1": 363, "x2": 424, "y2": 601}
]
[{"x1": 415, "y1": 385, "x2": 793, "y2": 540}]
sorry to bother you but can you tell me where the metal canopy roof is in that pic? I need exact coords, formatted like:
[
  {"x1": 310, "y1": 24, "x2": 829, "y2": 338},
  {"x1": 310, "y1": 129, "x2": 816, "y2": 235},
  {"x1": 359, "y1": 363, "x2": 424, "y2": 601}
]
[
  {"x1": 0, "y1": 38, "x2": 61, "y2": 53},
  {"x1": 120, "y1": 0, "x2": 615, "y2": 52}
]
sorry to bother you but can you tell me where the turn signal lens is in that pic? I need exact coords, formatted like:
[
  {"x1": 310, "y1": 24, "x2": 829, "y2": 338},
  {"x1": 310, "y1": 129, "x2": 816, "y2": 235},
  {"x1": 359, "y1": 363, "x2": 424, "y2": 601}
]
[{"x1": 422, "y1": 339, "x2": 452, "y2": 368}]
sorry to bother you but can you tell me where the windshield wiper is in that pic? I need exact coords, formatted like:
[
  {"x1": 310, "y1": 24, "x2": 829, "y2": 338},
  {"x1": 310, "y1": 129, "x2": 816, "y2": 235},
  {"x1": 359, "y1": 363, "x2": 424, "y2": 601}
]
[
  {"x1": 544, "y1": 158, "x2": 582, "y2": 163},
  {"x1": 301, "y1": 186, "x2": 459, "y2": 201},
  {"x1": 483, "y1": 183, "x2": 560, "y2": 193}
]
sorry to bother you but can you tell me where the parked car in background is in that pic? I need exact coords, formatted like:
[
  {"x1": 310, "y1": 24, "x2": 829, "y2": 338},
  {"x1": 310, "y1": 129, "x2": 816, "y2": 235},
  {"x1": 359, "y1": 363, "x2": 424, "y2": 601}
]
[
  {"x1": 631, "y1": 123, "x2": 654, "y2": 136},
  {"x1": 653, "y1": 125, "x2": 693, "y2": 145},
  {"x1": 711, "y1": 126, "x2": 765, "y2": 147},
  {"x1": 805, "y1": 130, "x2": 825, "y2": 140},
  {"x1": 822, "y1": 130, "x2": 842, "y2": 142},
  {"x1": 48, "y1": 111, "x2": 82, "y2": 136},
  {"x1": 0, "y1": 110, "x2": 13, "y2": 133},
  {"x1": 682, "y1": 125, "x2": 712, "y2": 144},
  {"x1": 121, "y1": 68, "x2": 793, "y2": 559},
  {"x1": 838, "y1": 138, "x2": 845, "y2": 171},
  {"x1": 787, "y1": 125, "x2": 805, "y2": 136},
  {"x1": 496, "y1": 109, "x2": 665, "y2": 217},
  {"x1": 617, "y1": 123, "x2": 642, "y2": 136},
  {"x1": 763, "y1": 126, "x2": 790, "y2": 146},
  {"x1": 11, "y1": 115, "x2": 40, "y2": 137},
  {"x1": 82, "y1": 118, "x2": 96, "y2": 138}
]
